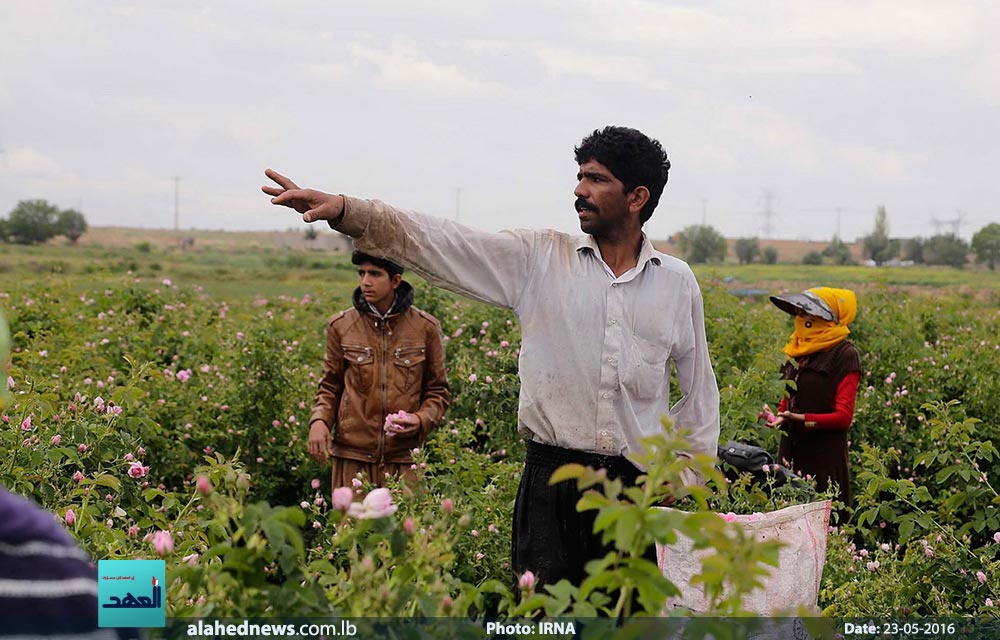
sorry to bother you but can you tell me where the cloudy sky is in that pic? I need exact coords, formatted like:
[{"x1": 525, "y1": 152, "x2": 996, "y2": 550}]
[{"x1": 2, "y1": 1, "x2": 998, "y2": 242}]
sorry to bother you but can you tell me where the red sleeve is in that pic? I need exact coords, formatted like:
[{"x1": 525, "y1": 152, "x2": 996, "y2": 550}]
[
  {"x1": 777, "y1": 397, "x2": 788, "y2": 413},
  {"x1": 804, "y1": 371, "x2": 861, "y2": 431}
]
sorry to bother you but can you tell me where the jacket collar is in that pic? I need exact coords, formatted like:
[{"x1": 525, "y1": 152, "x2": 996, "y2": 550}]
[{"x1": 352, "y1": 280, "x2": 415, "y2": 318}]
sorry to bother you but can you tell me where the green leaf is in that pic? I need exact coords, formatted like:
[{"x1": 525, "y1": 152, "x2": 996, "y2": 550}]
[
  {"x1": 898, "y1": 518, "x2": 915, "y2": 543},
  {"x1": 89, "y1": 473, "x2": 122, "y2": 492},
  {"x1": 549, "y1": 463, "x2": 586, "y2": 485}
]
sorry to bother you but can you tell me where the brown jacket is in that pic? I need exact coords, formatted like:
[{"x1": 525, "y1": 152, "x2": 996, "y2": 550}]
[{"x1": 310, "y1": 282, "x2": 450, "y2": 464}]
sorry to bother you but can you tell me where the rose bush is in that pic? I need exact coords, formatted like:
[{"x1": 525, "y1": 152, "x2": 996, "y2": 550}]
[{"x1": 4, "y1": 248, "x2": 1000, "y2": 618}]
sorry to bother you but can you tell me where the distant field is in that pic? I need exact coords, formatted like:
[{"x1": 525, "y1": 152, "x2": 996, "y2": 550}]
[{"x1": 3, "y1": 225, "x2": 999, "y2": 297}]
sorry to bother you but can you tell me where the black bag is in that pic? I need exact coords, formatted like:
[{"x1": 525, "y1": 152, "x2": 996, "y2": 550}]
[{"x1": 717, "y1": 440, "x2": 796, "y2": 489}]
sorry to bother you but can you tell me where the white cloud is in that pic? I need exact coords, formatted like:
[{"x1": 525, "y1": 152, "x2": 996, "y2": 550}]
[
  {"x1": 575, "y1": 0, "x2": 978, "y2": 55},
  {"x1": 2, "y1": 147, "x2": 61, "y2": 175},
  {"x1": 346, "y1": 40, "x2": 508, "y2": 98},
  {"x1": 836, "y1": 145, "x2": 924, "y2": 181}
]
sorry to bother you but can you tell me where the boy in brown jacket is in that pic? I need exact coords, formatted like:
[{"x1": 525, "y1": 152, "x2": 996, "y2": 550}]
[{"x1": 308, "y1": 251, "x2": 450, "y2": 487}]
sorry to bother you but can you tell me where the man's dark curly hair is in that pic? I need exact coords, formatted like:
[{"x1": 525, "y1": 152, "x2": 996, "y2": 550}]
[{"x1": 574, "y1": 126, "x2": 671, "y2": 225}]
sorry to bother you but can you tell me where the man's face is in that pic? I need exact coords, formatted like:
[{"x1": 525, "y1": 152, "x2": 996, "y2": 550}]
[
  {"x1": 357, "y1": 263, "x2": 401, "y2": 310},
  {"x1": 574, "y1": 159, "x2": 631, "y2": 237}
]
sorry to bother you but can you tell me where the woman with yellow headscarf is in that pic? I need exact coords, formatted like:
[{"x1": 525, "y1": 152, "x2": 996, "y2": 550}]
[{"x1": 765, "y1": 287, "x2": 861, "y2": 519}]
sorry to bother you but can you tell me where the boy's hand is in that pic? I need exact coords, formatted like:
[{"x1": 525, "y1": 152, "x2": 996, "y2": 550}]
[
  {"x1": 308, "y1": 420, "x2": 332, "y2": 464},
  {"x1": 384, "y1": 411, "x2": 420, "y2": 438}
]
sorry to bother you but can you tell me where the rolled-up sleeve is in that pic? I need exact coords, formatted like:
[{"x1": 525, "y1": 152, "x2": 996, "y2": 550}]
[
  {"x1": 337, "y1": 197, "x2": 536, "y2": 311},
  {"x1": 667, "y1": 280, "x2": 721, "y2": 459}
]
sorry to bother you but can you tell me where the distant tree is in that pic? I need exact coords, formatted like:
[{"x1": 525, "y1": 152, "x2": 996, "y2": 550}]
[
  {"x1": 903, "y1": 237, "x2": 925, "y2": 263},
  {"x1": 5, "y1": 200, "x2": 61, "y2": 245},
  {"x1": 971, "y1": 223, "x2": 1000, "y2": 270},
  {"x1": 802, "y1": 251, "x2": 823, "y2": 265},
  {"x1": 733, "y1": 237, "x2": 760, "y2": 265},
  {"x1": 924, "y1": 234, "x2": 969, "y2": 268},
  {"x1": 56, "y1": 208, "x2": 88, "y2": 244},
  {"x1": 0, "y1": 218, "x2": 7, "y2": 243},
  {"x1": 678, "y1": 225, "x2": 727, "y2": 264},
  {"x1": 822, "y1": 235, "x2": 855, "y2": 265},
  {"x1": 304, "y1": 226, "x2": 318, "y2": 241},
  {"x1": 861, "y1": 206, "x2": 900, "y2": 266},
  {"x1": 762, "y1": 246, "x2": 778, "y2": 264}
]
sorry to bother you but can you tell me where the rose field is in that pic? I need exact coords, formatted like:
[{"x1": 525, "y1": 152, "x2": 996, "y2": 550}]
[{"x1": 4, "y1": 237, "x2": 1000, "y2": 628}]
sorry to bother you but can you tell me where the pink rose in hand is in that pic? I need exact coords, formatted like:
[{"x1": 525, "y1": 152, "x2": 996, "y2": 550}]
[{"x1": 758, "y1": 403, "x2": 776, "y2": 423}]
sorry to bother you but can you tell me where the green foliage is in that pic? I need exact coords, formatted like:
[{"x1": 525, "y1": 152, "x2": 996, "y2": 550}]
[
  {"x1": 802, "y1": 251, "x2": 823, "y2": 265},
  {"x1": 924, "y1": 234, "x2": 969, "y2": 268},
  {"x1": 733, "y1": 238, "x2": 759, "y2": 265},
  {"x1": 822, "y1": 235, "x2": 856, "y2": 266},
  {"x1": 6, "y1": 243, "x2": 1000, "y2": 620},
  {"x1": 4, "y1": 199, "x2": 61, "y2": 245},
  {"x1": 678, "y1": 225, "x2": 727, "y2": 264},
  {"x1": 761, "y1": 246, "x2": 778, "y2": 264},
  {"x1": 904, "y1": 237, "x2": 925, "y2": 263},
  {"x1": 861, "y1": 206, "x2": 900, "y2": 266},
  {"x1": 57, "y1": 208, "x2": 89, "y2": 244},
  {"x1": 972, "y1": 223, "x2": 1000, "y2": 270}
]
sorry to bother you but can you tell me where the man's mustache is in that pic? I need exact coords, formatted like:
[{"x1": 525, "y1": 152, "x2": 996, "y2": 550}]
[{"x1": 575, "y1": 198, "x2": 598, "y2": 213}]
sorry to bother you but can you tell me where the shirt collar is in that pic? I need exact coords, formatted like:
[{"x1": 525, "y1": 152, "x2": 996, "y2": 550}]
[{"x1": 575, "y1": 233, "x2": 662, "y2": 268}]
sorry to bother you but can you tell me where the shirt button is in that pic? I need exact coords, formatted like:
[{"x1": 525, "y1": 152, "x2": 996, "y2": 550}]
[
  {"x1": 602, "y1": 393, "x2": 609, "y2": 399},
  {"x1": 601, "y1": 430, "x2": 608, "y2": 436},
  {"x1": 607, "y1": 357, "x2": 614, "y2": 362},
  {"x1": 357, "y1": 357, "x2": 363, "y2": 362},
  {"x1": 404, "y1": 359, "x2": 410, "y2": 364},
  {"x1": 610, "y1": 319, "x2": 617, "y2": 324},
  {"x1": 612, "y1": 283, "x2": 618, "y2": 288}
]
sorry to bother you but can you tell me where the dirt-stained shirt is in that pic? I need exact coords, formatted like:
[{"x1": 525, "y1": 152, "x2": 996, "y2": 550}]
[{"x1": 334, "y1": 197, "x2": 720, "y2": 463}]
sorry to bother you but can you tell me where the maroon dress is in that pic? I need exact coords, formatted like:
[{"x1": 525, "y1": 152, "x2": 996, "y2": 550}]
[{"x1": 777, "y1": 340, "x2": 861, "y2": 511}]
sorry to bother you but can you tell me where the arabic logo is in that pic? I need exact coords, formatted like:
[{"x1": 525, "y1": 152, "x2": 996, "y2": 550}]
[{"x1": 102, "y1": 576, "x2": 161, "y2": 610}]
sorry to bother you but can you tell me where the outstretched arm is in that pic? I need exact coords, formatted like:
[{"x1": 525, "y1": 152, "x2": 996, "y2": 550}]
[
  {"x1": 263, "y1": 169, "x2": 537, "y2": 311},
  {"x1": 262, "y1": 169, "x2": 346, "y2": 224}
]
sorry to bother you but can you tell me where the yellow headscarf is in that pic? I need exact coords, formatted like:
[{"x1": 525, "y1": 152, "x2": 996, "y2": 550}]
[{"x1": 782, "y1": 287, "x2": 857, "y2": 358}]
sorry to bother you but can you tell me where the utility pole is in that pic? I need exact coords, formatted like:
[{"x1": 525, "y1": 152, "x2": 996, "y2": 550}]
[
  {"x1": 758, "y1": 189, "x2": 777, "y2": 239},
  {"x1": 836, "y1": 207, "x2": 842, "y2": 238},
  {"x1": 174, "y1": 176, "x2": 181, "y2": 232}
]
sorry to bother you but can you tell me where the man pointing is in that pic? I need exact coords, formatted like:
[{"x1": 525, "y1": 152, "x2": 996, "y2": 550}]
[{"x1": 262, "y1": 125, "x2": 720, "y2": 587}]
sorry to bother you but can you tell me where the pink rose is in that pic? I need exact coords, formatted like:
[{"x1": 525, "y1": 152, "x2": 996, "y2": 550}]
[
  {"x1": 72, "y1": 471, "x2": 84, "y2": 483},
  {"x1": 196, "y1": 475, "x2": 212, "y2": 496},
  {"x1": 50, "y1": 434, "x2": 61, "y2": 445},
  {"x1": 127, "y1": 462, "x2": 148, "y2": 478},
  {"x1": 78, "y1": 444, "x2": 88, "y2": 453},
  {"x1": 347, "y1": 487, "x2": 398, "y2": 519},
  {"x1": 20, "y1": 416, "x2": 32, "y2": 431},
  {"x1": 183, "y1": 553, "x2": 199, "y2": 567},
  {"x1": 311, "y1": 478, "x2": 321, "y2": 490},
  {"x1": 331, "y1": 486, "x2": 353, "y2": 510},
  {"x1": 151, "y1": 530, "x2": 174, "y2": 555},
  {"x1": 64, "y1": 509, "x2": 76, "y2": 525},
  {"x1": 518, "y1": 570, "x2": 536, "y2": 591},
  {"x1": 403, "y1": 517, "x2": 416, "y2": 535},
  {"x1": 978, "y1": 571, "x2": 988, "y2": 584},
  {"x1": 176, "y1": 369, "x2": 191, "y2": 382},
  {"x1": 441, "y1": 498, "x2": 454, "y2": 515},
  {"x1": 128, "y1": 525, "x2": 139, "y2": 537}
]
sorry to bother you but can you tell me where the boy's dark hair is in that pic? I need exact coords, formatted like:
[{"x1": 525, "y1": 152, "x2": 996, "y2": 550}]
[
  {"x1": 574, "y1": 126, "x2": 671, "y2": 225},
  {"x1": 351, "y1": 250, "x2": 404, "y2": 277}
]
